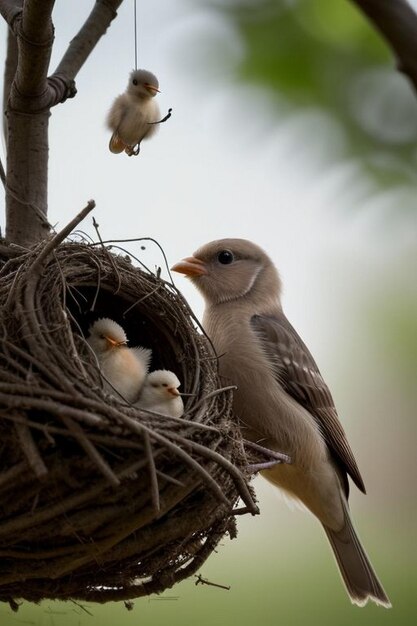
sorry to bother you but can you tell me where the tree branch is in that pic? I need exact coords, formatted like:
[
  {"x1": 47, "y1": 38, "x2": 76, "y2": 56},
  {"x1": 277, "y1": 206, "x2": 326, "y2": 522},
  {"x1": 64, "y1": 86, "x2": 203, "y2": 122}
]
[
  {"x1": 0, "y1": 0, "x2": 22, "y2": 26},
  {"x1": 1, "y1": 0, "x2": 55, "y2": 107},
  {"x1": 53, "y1": 0, "x2": 123, "y2": 81},
  {"x1": 350, "y1": 0, "x2": 417, "y2": 92},
  {"x1": 17, "y1": 0, "x2": 55, "y2": 97},
  {"x1": 0, "y1": 0, "x2": 124, "y2": 247},
  {"x1": 48, "y1": 0, "x2": 124, "y2": 106}
]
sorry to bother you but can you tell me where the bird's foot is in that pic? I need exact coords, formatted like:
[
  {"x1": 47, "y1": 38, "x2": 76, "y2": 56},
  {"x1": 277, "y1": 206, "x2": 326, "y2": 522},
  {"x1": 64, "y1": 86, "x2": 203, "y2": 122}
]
[{"x1": 125, "y1": 143, "x2": 141, "y2": 157}]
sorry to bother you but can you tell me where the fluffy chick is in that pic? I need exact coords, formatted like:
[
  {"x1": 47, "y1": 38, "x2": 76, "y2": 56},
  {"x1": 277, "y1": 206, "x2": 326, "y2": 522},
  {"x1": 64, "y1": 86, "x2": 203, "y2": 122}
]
[
  {"x1": 135, "y1": 369, "x2": 184, "y2": 418},
  {"x1": 87, "y1": 318, "x2": 151, "y2": 402},
  {"x1": 107, "y1": 69, "x2": 160, "y2": 155}
]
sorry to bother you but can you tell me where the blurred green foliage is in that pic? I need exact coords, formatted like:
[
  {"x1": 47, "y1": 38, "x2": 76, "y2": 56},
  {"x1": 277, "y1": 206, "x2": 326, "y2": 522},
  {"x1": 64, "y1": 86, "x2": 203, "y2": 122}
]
[
  {"x1": 205, "y1": 0, "x2": 417, "y2": 190},
  {"x1": 369, "y1": 290, "x2": 417, "y2": 395}
]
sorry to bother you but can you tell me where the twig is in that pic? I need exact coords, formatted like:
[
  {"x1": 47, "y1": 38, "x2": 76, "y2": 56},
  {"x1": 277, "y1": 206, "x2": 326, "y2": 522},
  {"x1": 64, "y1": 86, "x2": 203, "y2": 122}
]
[
  {"x1": 28, "y1": 200, "x2": 96, "y2": 276},
  {"x1": 187, "y1": 386, "x2": 237, "y2": 414},
  {"x1": 70, "y1": 600, "x2": 93, "y2": 616},
  {"x1": 247, "y1": 460, "x2": 286, "y2": 473},
  {"x1": 242, "y1": 440, "x2": 292, "y2": 464},
  {"x1": 351, "y1": 0, "x2": 417, "y2": 92},
  {"x1": 87, "y1": 236, "x2": 176, "y2": 284},
  {"x1": 143, "y1": 431, "x2": 160, "y2": 514},
  {"x1": 122, "y1": 283, "x2": 162, "y2": 316},
  {"x1": 14, "y1": 422, "x2": 48, "y2": 479},
  {"x1": 194, "y1": 574, "x2": 231, "y2": 591},
  {"x1": 166, "y1": 431, "x2": 259, "y2": 515},
  {"x1": 60, "y1": 415, "x2": 120, "y2": 487},
  {"x1": 0, "y1": 460, "x2": 28, "y2": 489},
  {"x1": 92, "y1": 216, "x2": 121, "y2": 293},
  {"x1": 0, "y1": 457, "x2": 151, "y2": 539}
]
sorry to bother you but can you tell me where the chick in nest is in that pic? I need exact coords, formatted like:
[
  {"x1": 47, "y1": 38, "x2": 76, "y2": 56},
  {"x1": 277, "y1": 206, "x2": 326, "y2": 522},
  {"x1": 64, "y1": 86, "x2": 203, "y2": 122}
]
[
  {"x1": 136, "y1": 369, "x2": 184, "y2": 418},
  {"x1": 87, "y1": 318, "x2": 151, "y2": 402}
]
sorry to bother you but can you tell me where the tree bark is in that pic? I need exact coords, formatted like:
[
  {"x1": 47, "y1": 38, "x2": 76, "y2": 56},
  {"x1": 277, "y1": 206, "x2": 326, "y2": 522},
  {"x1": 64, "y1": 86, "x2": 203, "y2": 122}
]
[
  {"x1": 2, "y1": 0, "x2": 55, "y2": 246},
  {"x1": 350, "y1": 0, "x2": 417, "y2": 92},
  {"x1": 3, "y1": 29, "x2": 18, "y2": 144},
  {"x1": 0, "y1": 0, "x2": 124, "y2": 247}
]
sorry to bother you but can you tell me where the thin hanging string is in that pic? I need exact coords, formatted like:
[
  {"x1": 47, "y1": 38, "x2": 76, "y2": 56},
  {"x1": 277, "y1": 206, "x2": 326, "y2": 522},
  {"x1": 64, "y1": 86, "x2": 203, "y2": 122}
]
[{"x1": 133, "y1": 0, "x2": 138, "y2": 70}]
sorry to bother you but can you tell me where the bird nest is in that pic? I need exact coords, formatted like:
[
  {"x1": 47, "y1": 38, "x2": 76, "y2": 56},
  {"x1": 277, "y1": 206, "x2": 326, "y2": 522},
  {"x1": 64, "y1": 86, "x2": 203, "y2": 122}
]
[{"x1": 0, "y1": 209, "x2": 260, "y2": 608}]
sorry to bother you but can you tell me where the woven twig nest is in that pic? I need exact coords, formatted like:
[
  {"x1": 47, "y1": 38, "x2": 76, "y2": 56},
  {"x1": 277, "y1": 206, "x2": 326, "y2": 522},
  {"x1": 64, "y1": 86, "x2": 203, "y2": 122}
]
[{"x1": 0, "y1": 214, "x2": 259, "y2": 607}]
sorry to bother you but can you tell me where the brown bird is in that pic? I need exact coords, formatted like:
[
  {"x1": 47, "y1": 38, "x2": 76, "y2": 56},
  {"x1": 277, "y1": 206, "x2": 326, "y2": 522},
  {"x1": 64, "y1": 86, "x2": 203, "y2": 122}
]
[
  {"x1": 172, "y1": 238, "x2": 390, "y2": 608},
  {"x1": 106, "y1": 69, "x2": 160, "y2": 156}
]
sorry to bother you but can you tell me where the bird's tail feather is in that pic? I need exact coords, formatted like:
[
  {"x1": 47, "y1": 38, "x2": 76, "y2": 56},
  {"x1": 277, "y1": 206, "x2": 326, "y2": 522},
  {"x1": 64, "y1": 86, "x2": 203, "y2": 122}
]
[
  {"x1": 109, "y1": 133, "x2": 125, "y2": 154},
  {"x1": 324, "y1": 501, "x2": 391, "y2": 608}
]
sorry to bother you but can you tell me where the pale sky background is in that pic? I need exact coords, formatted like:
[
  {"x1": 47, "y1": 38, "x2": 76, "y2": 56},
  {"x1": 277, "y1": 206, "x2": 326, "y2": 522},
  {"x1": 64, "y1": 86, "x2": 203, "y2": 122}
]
[{"x1": 0, "y1": 1, "x2": 416, "y2": 623}]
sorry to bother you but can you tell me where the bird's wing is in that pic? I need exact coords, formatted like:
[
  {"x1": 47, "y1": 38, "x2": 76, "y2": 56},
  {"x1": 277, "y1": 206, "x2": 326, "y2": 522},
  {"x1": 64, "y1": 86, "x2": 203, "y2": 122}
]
[
  {"x1": 106, "y1": 94, "x2": 128, "y2": 130},
  {"x1": 107, "y1": 94, "x2": 130, "y2": 153},
  {"x1": 131, "y1": 346, "x2": 152, "y2": 371},
  {"x1": 142, "y1": 101, "x2": 160, "y2": 140},
  {"x1": 251, "y1": 313, "x2": 365, "y2": 494}
]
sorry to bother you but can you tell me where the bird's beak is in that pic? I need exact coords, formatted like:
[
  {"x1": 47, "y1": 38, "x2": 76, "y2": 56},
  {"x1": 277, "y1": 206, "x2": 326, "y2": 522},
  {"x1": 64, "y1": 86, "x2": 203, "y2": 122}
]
[
  {"x1": 167, "y1": 387, "x2": 180, "y2": 397},
  {"x1": 171, "y1": 256, "x2": 208, "y2": 277},
  {"x1": 145, "y1": 83, "x2": 160, "y2": 94},
  {"x1": 105, "y1": 336, "x2": 127, "y2": 347}
]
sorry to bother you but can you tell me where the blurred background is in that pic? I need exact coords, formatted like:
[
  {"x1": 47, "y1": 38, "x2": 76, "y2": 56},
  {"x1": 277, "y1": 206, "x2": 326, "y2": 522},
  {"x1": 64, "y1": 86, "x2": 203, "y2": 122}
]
[{"x1": 0, "y1": 0, "x2": 416, "y2": 624}]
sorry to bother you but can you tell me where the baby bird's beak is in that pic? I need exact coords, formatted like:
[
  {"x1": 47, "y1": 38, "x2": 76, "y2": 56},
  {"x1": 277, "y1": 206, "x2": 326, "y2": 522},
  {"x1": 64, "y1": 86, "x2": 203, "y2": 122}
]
[
  {"x1": 105, "y1": 335, "x2": 127, "y2": 347},
  {"x1": 167, "y1": 386, "x2": 180, "y2": 397},
  {"x1": 144, "y1": 83, "x2": 160, "y2": 95}
]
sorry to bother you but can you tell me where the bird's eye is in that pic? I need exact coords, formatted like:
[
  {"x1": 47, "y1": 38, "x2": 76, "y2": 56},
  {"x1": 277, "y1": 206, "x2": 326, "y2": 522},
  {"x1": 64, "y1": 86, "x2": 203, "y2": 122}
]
[
  {"x1": 99, "y1": 334, "x2": 106, "y2": 339},
  {"x1": 217, "y1": 250, "x2": 234, "y2": 265},
  {"x1": 132, "y1": 78, "x2": 138, "y2": 86},
  {"x1": 162, "y1": 383, "x2": 168, "y2": 387}
]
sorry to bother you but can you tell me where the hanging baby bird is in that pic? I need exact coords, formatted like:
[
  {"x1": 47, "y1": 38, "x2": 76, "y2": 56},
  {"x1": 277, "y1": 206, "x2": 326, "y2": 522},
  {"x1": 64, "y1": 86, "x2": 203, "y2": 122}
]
[{"x1": 107, "y1": 69, "x2": 162, "y2": 156}]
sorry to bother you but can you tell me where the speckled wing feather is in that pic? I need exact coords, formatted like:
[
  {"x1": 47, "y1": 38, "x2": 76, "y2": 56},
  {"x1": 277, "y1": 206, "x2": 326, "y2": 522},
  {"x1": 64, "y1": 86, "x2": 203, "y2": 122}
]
[{"x1": 251, "y1": 313, "x2": 366, "y2": 495}]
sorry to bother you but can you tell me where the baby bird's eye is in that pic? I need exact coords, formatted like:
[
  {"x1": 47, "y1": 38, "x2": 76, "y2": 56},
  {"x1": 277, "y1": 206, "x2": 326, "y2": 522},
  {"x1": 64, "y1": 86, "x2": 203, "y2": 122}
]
[
  {"x1": 217, "y1": 250, "x2": 234, "y2": 265},
  {"x1": 132, "y1": 78, "x2": 138, "y2": 86},
  {"x1": 99, "y1": 334, "x2": 106, "y2": 339},
  {"x1": 162, "y1": 383, "x2": 168, "y2": 387}
]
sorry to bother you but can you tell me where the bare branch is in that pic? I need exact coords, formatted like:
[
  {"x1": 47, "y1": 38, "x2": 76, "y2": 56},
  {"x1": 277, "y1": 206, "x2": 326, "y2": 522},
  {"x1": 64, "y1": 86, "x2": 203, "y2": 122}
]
[
  {"x1": 0, "y1": 0, "x2": 22, "y2": 26},
  {"x1": 49, "y1": 0, "x2": 124, "y2": 104},
  {"x1": 1, "y1": 0, "x2": 55, "y2": 108},
  {"x1": 27, "y1": 199, "x2": 96, "y2": 276},
  {"x1": 194, "y1": 574, "x2": 231, "y2": 591},
  {"x1": 17, "y1": 0, "x2": 55, "y2": 97},
  {"x1": 350, "y1": 0, "x2": 417, "y2": 92},
  {"x1": 1, "y1": 1, "x2": 124, "y2": 246}
]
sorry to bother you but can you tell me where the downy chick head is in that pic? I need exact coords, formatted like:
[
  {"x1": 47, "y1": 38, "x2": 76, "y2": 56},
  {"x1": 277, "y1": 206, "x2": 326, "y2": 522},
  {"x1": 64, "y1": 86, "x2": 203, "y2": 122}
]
[
  {"x1": 127, "y1": 69, "x2": 160, "y2": 99},
  {"x1": 171, "y1": 238, "x2": 282, "y2": 307},
  {"x1": 87, "y1": 318, "x2": 128, "y2": 356},
  {"x1": 144, "y1": 369, "x2": 181, "y2": 401}
]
